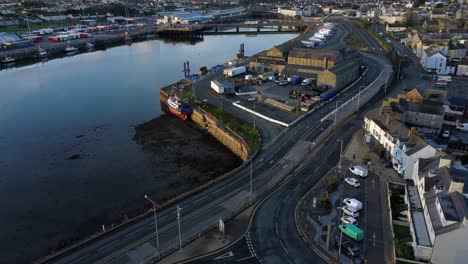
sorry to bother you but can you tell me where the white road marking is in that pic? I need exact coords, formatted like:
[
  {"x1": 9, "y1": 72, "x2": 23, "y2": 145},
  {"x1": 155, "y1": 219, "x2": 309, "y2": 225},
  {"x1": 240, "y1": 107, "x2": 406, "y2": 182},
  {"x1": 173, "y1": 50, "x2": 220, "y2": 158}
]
[
  {"x1": 159, "y1": 215, "x2": 168, "y2": 221},
  {"x1": 236, "y1": 255, "x2": 256, "y2": 262},
  {"x1": 69, "y1": 255, "x2": 89, "y2": 264},
  {"x1": 97, "y1": 239, "x2": 120, "y2": 252},
  {"x1": 259, "y1": 158, "x2": 264, "y2": 162},
  {"x1": 269, "y1": 160, "x2": 274, "y2": 164},
  {"x1": 279, "y1": 239, "x2": 289, "y2": 254},
  {"x1": 192, "y1": 195, "x2": 207, "y2": 204},
  {"x1": 125, "y1": 227, "x2": 144, "y2": 238},
  {"x1": 213, "y1": 187, "x2": 225, "y2": 194},
  {"x1": 293, "y1": 184, "x2": 302, "y2": 192}
]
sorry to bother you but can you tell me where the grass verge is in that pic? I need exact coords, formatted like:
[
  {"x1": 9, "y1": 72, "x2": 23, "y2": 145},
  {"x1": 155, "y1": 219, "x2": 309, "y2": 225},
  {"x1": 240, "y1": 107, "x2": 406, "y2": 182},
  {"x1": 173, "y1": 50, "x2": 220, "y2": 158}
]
[{"x1": 354, "y1": 19, "x2": 393, "y2": 56}]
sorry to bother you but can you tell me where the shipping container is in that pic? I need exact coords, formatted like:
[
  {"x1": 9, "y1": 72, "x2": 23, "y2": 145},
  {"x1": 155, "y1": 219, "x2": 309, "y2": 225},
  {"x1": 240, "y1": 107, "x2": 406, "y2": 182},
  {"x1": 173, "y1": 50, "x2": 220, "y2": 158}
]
[
  {"x1": 47, "y1": 36, "x2": 61, "y2": 42},
  {"x1": 320, "y1": 89, "x2": 337, "y2": 101},
  {"x1": 211, "y1": 80, "x2": 235, "y2": 94},
  {"x1": 225, "y1": 66, "x2": 246, "y2": 77}
]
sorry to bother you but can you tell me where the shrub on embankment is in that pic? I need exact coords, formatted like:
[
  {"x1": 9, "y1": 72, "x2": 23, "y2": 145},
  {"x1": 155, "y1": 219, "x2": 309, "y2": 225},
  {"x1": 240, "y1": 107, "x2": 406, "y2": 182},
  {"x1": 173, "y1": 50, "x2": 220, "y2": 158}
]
[{"x1": 354, "y1": 19, "x2": 393, "y2": 56}]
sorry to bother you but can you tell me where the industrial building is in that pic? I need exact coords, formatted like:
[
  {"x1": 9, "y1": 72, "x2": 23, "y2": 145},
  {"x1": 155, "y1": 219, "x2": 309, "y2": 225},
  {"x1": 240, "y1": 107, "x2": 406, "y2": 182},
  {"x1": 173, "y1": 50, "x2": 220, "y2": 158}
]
[
  {"x1": 316, "y1": 52, "x2": 361, "y2": 90},
  {"x1": 0, "y1": 32, "x2": 31, "y2": 50},
  {"x1": 249, "y1": 44, "x2": 292, "y2": 74}
]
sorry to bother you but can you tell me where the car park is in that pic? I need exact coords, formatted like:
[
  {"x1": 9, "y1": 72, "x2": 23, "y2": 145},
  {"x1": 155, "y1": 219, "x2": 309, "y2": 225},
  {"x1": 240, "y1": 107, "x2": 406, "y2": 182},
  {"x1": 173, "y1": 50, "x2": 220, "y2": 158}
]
[
  {"x1": 341, "y1": 206, "x2": 359, "y2": 218},
  {"x1": 341, "y1": 216, "x2": 358, "y2": 225},
  {"x1": 343, "y1": 198, "x2": 363, "y2": 210},
  {"x1": 344, "y1": 177, "x2": 360, "y2": 187},
  {"x1": 349, "y1": 165, "x2": 368, "y2": 178},
  {"x1": 335, "y1": 240, "x2": 360, "y2": 257}
]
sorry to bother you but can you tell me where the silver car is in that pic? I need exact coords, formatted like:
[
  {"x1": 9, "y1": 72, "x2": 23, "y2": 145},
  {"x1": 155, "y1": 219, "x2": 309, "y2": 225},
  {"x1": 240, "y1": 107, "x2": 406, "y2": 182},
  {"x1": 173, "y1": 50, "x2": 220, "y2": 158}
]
[{"x1": 344, "y1": 177, "x2": 360, "y2": 187}]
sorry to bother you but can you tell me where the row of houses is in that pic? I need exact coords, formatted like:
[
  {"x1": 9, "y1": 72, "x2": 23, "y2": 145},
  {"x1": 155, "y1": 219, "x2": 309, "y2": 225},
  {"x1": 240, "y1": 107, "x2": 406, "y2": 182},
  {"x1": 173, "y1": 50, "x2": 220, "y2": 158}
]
[{"x1": 364, "y1": 105, "x2": 468, "y2": 263}]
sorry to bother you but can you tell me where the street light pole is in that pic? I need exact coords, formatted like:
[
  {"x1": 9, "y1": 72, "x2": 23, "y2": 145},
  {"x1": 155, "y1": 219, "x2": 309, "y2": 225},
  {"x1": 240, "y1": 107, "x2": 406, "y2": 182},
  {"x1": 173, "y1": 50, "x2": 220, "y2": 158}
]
[
  {"x1": 144, "y1": 195, "x2": 160, "y2": 255},
  {"x1": 384, "y1": 71, "x2": 389, "y2": 94},
  {"x1": 334, "y1": 100, "x2": 344, "y2": 129},
  {"x1": 177, "y1": 205, "x2": 183, "y2": 252},
  {"x1": 250, "y1": 101, "x2": 256, "y2": 200},
  {"x1": 357, "y1": 86, "x2": 365, "y2": 113},
  {"x1": 337, "y1": 139, "x2": 343, "y2": 174}
]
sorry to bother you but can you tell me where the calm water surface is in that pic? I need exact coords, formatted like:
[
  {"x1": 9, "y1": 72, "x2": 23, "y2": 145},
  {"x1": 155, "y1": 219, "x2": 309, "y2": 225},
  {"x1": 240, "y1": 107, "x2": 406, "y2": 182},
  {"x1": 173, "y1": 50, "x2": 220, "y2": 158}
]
[{"x1": 0, "y1": 33, "x2": 297, "y2": 262}]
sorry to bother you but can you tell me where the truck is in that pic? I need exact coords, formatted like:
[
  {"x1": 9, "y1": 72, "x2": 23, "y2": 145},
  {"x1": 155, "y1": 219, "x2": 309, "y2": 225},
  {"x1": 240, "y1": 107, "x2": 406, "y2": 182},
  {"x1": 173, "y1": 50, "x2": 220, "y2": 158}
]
[
  {"x1": 225, "y1": 66, "x2": 246, "y2": 77},
  {"x1": 349, "y1": 165, "x2": 368, "y2": 177},
  {"x1": 259, "y1": 72, "x2": 273, "y2": 81},
  {"x1": 319, "y1": 89, "x2": 337, "y2": 101},
  {"x1": 32, "y1": 28, "x2": 54, "y2": 35},
  {"x1": 339, "y1": 224, "x2": 364, "y2": 241},
  {"x1": 291, "y1": 76, "x2": 302, "y2": 85},
  {"x1": 211, "y1": 80, "x2": 235, "y2": 95}
]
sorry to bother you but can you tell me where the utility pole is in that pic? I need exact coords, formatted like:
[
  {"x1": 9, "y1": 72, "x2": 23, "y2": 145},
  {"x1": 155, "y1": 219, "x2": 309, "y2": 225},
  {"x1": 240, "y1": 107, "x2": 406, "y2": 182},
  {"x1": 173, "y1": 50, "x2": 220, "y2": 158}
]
[
  {"x1": 177, "y1": 205, "x2": 182, "y2": 252},
  {"x1": 384, "y1": 70, "x2": 389, "y2": 94},
  {"x1": 144, "y1": 195, "x2": 160, "y2": 257},
  {"x1": 357, "y1": 86, "x2": 364, "y2": 113},
  {"x1": 334, "y1": 101, "x2": 344, "y2": 129},
  {"x1": 337, "y1": 139, "x2": 343, "y2": 174}
]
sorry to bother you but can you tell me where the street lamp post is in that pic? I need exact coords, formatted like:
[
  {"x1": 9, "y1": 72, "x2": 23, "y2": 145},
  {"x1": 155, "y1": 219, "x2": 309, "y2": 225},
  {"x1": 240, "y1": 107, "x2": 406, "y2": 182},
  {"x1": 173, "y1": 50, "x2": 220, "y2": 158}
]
[
  {"x1": 357, "y1": 86, "x2": 365, "y2": 113},
  {"x1": 177, "y1": 205, "x2": 183, "y2": 252},
  {"x1": 144, "y1": 195, "x2": 160, "y2": 255},
  {"x1": 384, "y1": 70, "x2": 389, "y2": 94},
  {"x1": 250, "y1": 101, "x2": 256, "y2": 201},
  {"x1": 334, "y1": 100, "x2": 344, "y2": 129},
  {"x1": 337, "y1": 139, "x2": 343, "y2": 174}
]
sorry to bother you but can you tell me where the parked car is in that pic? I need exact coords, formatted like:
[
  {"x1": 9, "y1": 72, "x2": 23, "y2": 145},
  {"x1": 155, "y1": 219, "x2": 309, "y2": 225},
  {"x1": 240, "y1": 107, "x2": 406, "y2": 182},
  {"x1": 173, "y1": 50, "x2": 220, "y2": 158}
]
[
  {"x1": 441, "y1": 130, "x2": 450, "y2": 138},
  {"x1": 344, "y1": 177, "x2": 360, "y2": 187},
  {"x1": 341, "y1": 216, "x2": 358, "y2": 225},
  {"x1": 335, "y1": 240, "x2": 360, "y2": 257},
  {"x1": 278, "y1": 80, "x2": 288, "y2": 86},
  {"x1": 341, "y1": 206, "x2": 359, "y2": 218},
  {"x1": 349, "y1": 165, "x2": 368, "y2": 178},
  {"x1": 343, "y1": 198, "x2": 363, "y2": 210}
]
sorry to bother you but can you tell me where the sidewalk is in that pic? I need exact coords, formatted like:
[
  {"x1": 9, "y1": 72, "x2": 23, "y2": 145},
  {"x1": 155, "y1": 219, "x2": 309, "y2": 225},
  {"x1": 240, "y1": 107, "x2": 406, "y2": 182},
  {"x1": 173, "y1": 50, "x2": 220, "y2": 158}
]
[
  {"x1": 342, "y1": 128, "x2": 404, "y2": 264},
  {"x1": 159, "y1": 205, "x2": 254, "y2": 263}
]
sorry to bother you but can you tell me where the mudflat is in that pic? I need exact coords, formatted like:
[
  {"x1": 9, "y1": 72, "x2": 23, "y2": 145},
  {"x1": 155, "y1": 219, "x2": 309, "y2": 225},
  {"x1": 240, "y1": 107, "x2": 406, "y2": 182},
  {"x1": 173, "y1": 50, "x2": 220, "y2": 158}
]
[{"x1": 3, "y1": 114, "x2": 241, "y2": 264}]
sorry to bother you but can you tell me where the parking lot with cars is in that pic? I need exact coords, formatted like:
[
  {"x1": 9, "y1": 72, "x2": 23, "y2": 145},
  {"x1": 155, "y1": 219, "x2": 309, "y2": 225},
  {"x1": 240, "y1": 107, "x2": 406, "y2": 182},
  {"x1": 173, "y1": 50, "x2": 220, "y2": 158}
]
[{"x1": 335, "y1": 159, "x2": 384, "y2": 263}]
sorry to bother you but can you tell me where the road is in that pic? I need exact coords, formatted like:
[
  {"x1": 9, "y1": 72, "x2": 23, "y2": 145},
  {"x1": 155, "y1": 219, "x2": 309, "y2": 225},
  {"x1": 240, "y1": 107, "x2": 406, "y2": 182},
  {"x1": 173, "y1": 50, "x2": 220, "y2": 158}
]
[{"x1": 44, "y1": 22, "x2": 385, "y2": 264}]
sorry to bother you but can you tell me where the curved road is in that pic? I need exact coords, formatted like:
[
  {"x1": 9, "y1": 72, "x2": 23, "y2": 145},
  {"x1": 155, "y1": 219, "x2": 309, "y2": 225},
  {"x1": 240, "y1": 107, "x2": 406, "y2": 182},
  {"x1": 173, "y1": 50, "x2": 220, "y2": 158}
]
[{"x1": 44, "y1": 23, "x2": 384, "y2": 264}]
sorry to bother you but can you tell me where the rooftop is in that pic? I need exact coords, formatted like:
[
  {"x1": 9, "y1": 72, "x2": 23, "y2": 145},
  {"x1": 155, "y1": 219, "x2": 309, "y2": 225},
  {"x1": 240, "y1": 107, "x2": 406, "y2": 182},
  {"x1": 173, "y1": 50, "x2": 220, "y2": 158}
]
[{"x1": 288, "y1": 48, "x2": 339, "y2": 61}]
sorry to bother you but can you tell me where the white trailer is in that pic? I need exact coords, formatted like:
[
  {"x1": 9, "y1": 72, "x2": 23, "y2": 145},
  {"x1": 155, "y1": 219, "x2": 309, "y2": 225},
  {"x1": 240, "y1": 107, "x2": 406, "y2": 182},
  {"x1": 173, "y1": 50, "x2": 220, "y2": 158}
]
[
  {"x1": 211, "y1": 80, "x2": 235, "y2": 94},
  {"x1": 313, "y1": 33, "x2": 326, "y2": 40},
  {"x1": 226, "y1": 66, "x2": 246, "y2": 77}
]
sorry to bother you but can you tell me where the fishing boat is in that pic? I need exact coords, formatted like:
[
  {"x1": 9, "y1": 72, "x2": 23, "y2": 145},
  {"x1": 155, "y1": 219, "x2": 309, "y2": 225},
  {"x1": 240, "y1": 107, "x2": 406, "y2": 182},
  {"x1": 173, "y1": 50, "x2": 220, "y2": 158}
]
[
  {"x1": 86, "y1": 42, "x2": 95, "y2": 49},
  {"x1": 65, "y1": 45, "x2": 78, "y2": 53},
  {"x1": 167, "y1": 97, "x2": 192, "y2": 120},
  {"x1": 1, "y1": 56, "x2": 15, "y2": 63},
  {"x1": 36, "y1": 47, "x2": 48, "y2": 58}
]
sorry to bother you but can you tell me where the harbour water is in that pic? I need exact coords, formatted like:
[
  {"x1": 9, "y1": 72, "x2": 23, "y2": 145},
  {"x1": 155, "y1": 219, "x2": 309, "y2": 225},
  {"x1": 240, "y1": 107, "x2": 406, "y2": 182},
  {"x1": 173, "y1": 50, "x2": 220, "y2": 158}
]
[{"x1": 0, "y1": 33, "x2": 297, "y2": 263}]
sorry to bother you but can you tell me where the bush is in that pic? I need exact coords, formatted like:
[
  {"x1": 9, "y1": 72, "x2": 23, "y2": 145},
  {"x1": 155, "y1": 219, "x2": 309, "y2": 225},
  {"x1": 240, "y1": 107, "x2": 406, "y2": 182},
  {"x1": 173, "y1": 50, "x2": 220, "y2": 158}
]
[
  {"x1": 320, "y1": 196, "x2": 332, "y2": 210},
  {"x1": 327, "y1": 175, "x2": 339, "y2": 193}
]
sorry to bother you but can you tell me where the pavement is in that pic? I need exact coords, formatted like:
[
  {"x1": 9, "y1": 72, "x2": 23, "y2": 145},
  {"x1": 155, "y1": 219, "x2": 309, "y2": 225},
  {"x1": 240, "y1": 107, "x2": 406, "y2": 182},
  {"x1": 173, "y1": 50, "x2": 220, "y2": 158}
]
[{"x1": 41, "y1": 20, "x2": 391, "y2": 264}]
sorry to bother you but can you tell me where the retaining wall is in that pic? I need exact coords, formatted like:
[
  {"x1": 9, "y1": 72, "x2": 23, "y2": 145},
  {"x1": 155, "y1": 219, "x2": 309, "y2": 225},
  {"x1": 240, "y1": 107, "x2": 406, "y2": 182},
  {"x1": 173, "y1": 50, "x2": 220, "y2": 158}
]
[{"x1": 160, "y1": 89, "x2": 249, "y2": 161}]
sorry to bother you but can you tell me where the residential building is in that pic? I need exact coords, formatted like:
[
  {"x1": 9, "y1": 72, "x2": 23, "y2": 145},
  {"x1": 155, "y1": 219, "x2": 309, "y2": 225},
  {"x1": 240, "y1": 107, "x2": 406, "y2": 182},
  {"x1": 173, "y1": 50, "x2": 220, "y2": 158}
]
[
  {"x1": 422, "y1": 19, "x2": 439, "y2": 32},
  {"x1": 420, "y1": 47, "x2": 455, "y2": 74},
  {"x1": 386, "y1": 23, "x2": 407, "y2": 33},
  {"x1": 405, "y1": 157, "x2": 468, "y2": 262},
  {"x1": 456, "y1": 57, "x2": 468, "y2": 76},
  {"x1": 277, "y1": 7, "x2": 301, "y2": 17},
  {"x1": 429, "y1": 8, "x2": 447, "y2": 19}
]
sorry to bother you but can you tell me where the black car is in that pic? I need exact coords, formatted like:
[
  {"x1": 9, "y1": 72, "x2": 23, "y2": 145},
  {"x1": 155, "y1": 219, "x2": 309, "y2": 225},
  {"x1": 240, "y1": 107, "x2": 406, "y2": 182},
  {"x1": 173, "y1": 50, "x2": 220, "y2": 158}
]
[{"x1": 335, "y1": 240, "x2": 360, "y2": 257}]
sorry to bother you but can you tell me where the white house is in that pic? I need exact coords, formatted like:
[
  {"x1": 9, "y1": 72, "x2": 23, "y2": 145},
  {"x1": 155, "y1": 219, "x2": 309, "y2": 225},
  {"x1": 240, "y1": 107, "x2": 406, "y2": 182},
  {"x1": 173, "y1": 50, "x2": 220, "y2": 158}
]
[
  {"x1": 420, "y1": 47, "x2": 455, "y2": 74},
  {"x1": 386, "y1": 23, "x2": 407, "y2": 32},
  {"x1": 406, "y1": 158, "x2": 468, "y2": 263},
  {"x1": 277, "y1": 7, "x2": 302, "y2": 17}
]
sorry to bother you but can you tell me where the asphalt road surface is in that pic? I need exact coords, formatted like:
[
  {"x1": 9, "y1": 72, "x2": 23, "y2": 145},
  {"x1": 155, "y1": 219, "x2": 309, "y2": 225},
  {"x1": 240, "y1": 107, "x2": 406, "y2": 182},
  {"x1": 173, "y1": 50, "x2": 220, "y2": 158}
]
[{"x1": 45, "y1": 23, "x2": 385, "y2": 264}]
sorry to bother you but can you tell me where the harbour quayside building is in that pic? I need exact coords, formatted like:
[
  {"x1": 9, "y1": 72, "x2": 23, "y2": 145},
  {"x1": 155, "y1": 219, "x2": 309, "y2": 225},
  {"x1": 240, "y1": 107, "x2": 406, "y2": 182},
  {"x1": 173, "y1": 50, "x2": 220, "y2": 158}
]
[{"x1": 249, "y1": 46, "x2": 361, "y2": 91}]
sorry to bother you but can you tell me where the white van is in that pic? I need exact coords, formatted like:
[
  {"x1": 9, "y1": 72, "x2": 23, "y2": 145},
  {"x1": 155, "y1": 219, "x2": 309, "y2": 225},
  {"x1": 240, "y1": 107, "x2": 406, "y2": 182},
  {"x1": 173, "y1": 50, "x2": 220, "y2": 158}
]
[
  {"x1": 341, "y1": 206, "x2": 359, "y2": 218},
  {"x1": 456, "y1": 123, "x2": 468, "y2": 132},
  {"x1": 349, "y1": 165, "x2": 368, "y2": 178},
  {"x1": 343, "y1": 198, "x2": 363, "y2": 210}
]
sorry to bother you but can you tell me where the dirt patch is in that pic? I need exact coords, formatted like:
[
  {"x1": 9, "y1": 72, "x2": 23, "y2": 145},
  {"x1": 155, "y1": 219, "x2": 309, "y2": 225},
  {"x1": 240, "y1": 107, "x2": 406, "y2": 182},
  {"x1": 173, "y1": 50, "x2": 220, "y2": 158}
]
[{"x1": 133, "y1": 114, "x2": 243, "y2": 204}]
